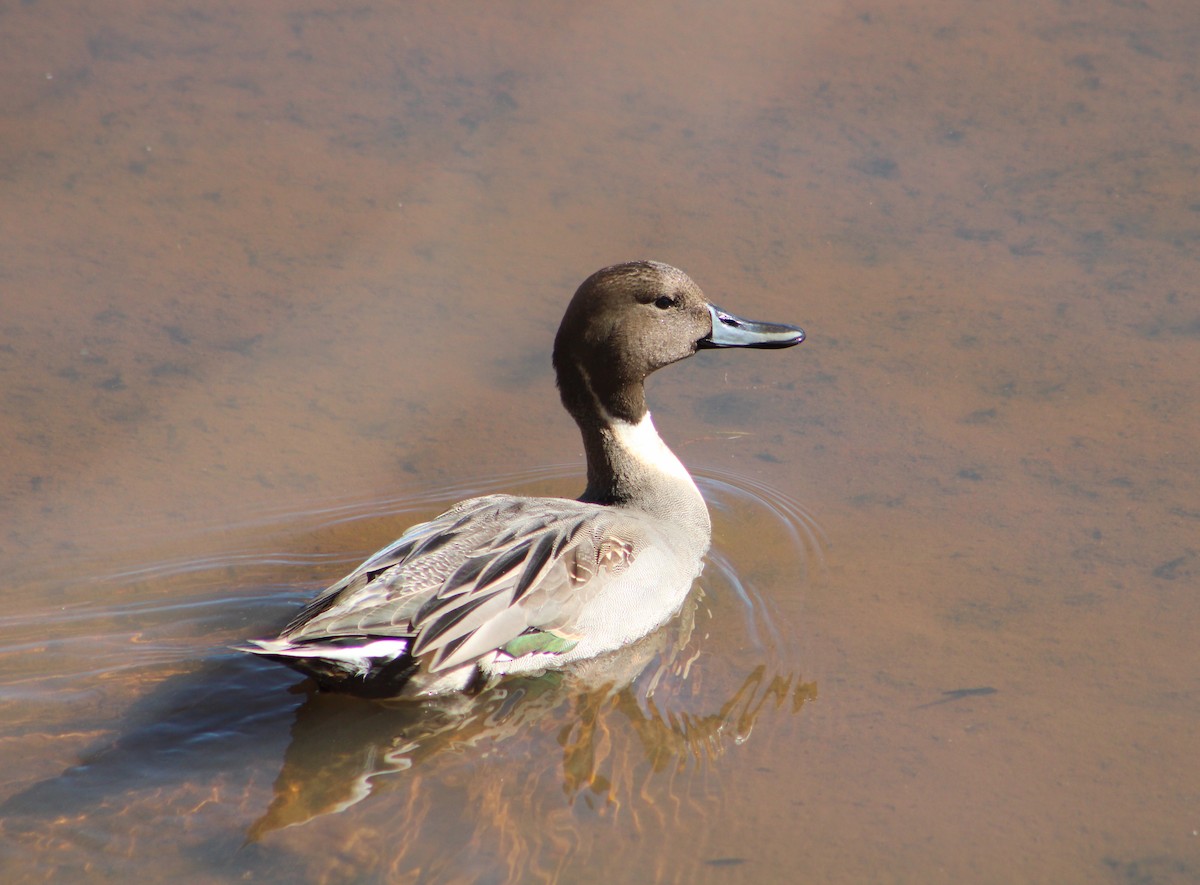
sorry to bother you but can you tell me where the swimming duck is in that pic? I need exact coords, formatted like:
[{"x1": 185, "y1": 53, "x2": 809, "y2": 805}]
[{"x1": 240, "y1": 261, "x2": 804, "y2": 696}]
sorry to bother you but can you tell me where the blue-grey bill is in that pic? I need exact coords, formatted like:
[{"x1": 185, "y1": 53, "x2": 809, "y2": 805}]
[{"x1": 699, "y1": 303, "x2": 806, "y2": 349}]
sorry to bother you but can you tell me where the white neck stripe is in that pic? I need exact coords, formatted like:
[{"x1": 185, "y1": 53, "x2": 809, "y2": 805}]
[{"x1": 608, "y1": 413, "x2": 693, "y2": 482}]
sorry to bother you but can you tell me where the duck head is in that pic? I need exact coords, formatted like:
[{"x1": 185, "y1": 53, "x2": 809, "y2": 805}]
[{"x1": 553, "y1": 261, "x2": 804, "y2": 424}]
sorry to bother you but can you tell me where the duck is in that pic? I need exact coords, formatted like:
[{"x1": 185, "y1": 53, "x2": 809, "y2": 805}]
[{"x1": 239, "y1": 261, "x2": 804, "y2": 697}]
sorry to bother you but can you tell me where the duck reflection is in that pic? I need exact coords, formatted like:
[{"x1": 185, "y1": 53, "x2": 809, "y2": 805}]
[{"x1": 249, "y1": 590, "x2": 817, "y2": 838}]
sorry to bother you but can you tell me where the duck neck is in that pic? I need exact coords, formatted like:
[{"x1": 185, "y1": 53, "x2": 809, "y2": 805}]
[
  {"x1": 576, "y1": 412, "x2": 711, "y2": 537},
  {"x1": 557, "y1": 358, "x2": 710, "y2": 536}
]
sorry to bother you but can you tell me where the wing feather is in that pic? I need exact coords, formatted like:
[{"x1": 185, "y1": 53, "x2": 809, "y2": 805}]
[
  {"x1": 511, "y1": 532, "x2": 559, "y2": 602},
  {"x1": 273, "y1": 495, "x2": 644, "y2": 675}
]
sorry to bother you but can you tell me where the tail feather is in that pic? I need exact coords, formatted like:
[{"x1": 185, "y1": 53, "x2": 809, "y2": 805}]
[{"x1": 238, "y1": 635, "x2": 415, "y2": 689}]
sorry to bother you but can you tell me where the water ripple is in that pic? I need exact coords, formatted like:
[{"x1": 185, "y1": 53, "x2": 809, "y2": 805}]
[{"x1": 1, "y1": 463, "x2": 824, "y2": 877}]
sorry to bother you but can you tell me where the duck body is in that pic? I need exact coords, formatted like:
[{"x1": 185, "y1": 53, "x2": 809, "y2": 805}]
[{"x1": 241, "y1": 261, "x2": 803, "y2": 697}]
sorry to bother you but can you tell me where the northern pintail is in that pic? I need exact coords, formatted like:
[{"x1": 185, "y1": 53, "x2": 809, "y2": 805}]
[{"x1": 241, "y1": 261, "x2": 804, "y2": 696}]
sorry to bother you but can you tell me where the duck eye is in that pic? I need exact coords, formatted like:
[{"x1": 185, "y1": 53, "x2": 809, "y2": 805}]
[{"x1": 654, "y1": 295, "x2": 675, "y2": 310}]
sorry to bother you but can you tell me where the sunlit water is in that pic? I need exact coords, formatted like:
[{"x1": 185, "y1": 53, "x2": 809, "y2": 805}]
[
  {"x1": 4, "y1": 0, "x2": 1200, "y2": 881},
  {"x1": 0, "y1": 469, "x2": 821, "y2": 882},
  {"x1": 0, "y1": 470, "x2": 820, "y2": 877}
]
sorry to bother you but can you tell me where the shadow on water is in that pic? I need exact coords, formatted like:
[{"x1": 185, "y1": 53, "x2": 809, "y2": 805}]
[
  {"x1": 0, "y1": 655, "x2": 301, "y2": 821},
  {"x1": 0, "y1": 468, "x2": 822, "y2": 879}
]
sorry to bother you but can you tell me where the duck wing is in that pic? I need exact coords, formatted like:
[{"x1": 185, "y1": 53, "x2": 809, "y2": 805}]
[
  {"x1": 276, "y1": 495, "x2": 504, "y2": 635},
  {"x1": 277, "y1": 495, "x2": 639, "y2": 673}
]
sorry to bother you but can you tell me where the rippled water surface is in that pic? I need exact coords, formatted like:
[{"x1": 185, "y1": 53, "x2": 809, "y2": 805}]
[
  {"x1": 3, "y1": 0, "x2": 1199, "y2": 882},
  {"x1": 0, "y1": 470, "x2": 820, "y2": 881}
]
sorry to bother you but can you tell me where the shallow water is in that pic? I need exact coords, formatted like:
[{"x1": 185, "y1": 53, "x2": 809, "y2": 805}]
[
  {"x1": 3, "y1": 0, "x2": 1199, "y2": 882},
  {"x1": 0, "y1": 471, "x2": 818, "y2": 882}
]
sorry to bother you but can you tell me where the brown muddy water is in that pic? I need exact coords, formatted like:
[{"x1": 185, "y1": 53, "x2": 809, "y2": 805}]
[{"x1": 2, "y1": 1, "x2": 1198, "y2": 882}]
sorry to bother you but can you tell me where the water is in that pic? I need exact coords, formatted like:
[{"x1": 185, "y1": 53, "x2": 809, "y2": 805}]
[
  {"x1": 3, "y1": 0, "x2": 1199, "y2": 882},
  {"x1": 0, "y1": 471, "x2": 818, "y2": 881}
]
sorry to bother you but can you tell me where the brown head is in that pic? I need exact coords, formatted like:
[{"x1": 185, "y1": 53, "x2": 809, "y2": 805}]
[{"x1": 553, "y1": 261, "x2": 804, "y2": 425}]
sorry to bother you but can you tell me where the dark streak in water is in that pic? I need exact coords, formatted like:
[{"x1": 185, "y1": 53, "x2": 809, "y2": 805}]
[{"x1": 915, "y1": 687, "x2": 998, "y2": 709}]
